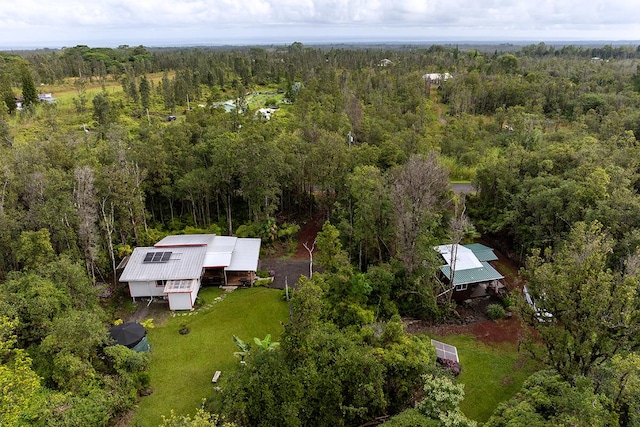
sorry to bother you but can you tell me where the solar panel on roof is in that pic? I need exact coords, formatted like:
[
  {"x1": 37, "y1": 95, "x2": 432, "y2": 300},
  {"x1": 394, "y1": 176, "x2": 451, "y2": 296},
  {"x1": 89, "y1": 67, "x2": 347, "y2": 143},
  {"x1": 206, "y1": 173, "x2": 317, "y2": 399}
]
[{"x1": 143, "y1": 251, "x2": 172, "y2": 263}]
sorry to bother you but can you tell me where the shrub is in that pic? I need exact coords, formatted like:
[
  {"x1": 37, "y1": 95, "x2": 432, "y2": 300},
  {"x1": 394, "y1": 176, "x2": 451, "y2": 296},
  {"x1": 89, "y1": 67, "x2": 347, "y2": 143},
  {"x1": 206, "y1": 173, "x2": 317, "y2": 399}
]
[
  {"x1": 256, "y1": 269, "x2": 271, "y2": 278},
  {"x1": 437, "y1": 358, "x2": 462, "y2": 377},
  {"x1": 487, "y1": 303, "x2": 506, "y2": 320},
  {"x1": 501, "y1": 296, "x2": 513, "y2": 309},
  {"x1": 276, "y1": 222, "x2": 300, "y2": 241},
  {"x1": 254, "y1": 278, "x2": 272, "y2": 287}
]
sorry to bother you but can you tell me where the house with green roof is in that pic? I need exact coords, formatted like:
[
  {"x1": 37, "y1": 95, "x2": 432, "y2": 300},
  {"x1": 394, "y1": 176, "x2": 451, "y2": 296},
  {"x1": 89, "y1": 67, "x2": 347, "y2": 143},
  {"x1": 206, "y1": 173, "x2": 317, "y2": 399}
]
[{"x1": 434, "y1": 243, "x2": 504, "y2": 301}]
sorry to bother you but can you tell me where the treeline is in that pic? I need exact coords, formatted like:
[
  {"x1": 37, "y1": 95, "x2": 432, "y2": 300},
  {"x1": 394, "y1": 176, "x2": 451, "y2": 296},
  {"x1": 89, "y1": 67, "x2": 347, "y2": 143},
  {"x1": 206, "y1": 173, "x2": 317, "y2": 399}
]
[
  {"x1": 1, "y1": 42, "x2": 640, "y2": 425},
  {"x1": 0, "y1": 40, "x2": 639, "y2": 297}
]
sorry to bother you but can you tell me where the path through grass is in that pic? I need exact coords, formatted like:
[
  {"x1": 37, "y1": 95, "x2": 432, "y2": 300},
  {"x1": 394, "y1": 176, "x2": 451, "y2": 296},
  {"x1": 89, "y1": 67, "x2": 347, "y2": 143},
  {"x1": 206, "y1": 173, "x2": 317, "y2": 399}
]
[{"x1": 131, "y1": 287, "x2": 288, "y2": 426}]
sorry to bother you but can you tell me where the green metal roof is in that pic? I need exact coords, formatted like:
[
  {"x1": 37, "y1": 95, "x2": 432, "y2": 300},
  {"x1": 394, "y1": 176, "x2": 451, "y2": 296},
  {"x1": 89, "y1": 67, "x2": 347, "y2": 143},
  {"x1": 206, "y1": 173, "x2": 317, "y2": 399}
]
[
  {"x1": 440, "y1": 261, "x2": 504, "y2": 286},
  {"x1": 463, "y1": 243, "x2": 499, "y2": 262}
]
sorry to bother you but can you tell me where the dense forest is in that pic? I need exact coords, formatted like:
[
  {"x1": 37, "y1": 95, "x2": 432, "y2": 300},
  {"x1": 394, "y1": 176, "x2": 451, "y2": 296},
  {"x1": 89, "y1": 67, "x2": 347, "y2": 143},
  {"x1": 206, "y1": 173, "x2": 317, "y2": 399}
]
[{"x1": 1, "y1": 42, "x2": 640, "y2": 426}]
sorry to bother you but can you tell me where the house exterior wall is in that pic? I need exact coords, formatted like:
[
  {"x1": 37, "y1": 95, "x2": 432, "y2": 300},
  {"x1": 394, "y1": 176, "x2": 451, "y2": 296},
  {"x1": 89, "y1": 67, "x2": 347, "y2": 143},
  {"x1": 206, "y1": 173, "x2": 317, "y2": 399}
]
[
  {"x1": 167, "y1": 293, "x2": 192, "y2": 310},
  {"x1": 452, "y1": 283, "x2": 475, "y2": 301},
  {"x1": 129, "y1": 281, "x2": 166, "y2": 298},
  {"x1": 167, "y1": 280, "x2": 200, "y2": 310}
]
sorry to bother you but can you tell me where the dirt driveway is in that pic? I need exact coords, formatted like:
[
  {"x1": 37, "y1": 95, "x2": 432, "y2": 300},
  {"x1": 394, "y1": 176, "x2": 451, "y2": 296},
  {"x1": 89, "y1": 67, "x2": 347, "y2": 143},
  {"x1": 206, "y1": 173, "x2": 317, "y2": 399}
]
[
  {"x1": 258, "y1": 258, "x2": 314, "y2": 289},
  {"x1": 259, "y1": 213, "x2": 324, "y2": 289}
]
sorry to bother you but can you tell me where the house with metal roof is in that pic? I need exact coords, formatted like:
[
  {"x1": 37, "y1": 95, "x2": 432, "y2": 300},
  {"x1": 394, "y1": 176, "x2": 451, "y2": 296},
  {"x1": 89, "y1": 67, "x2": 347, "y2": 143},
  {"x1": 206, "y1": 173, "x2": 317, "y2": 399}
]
[
  {"x1": 434, "y1": 243, "x2": 504, "y2": 301},
  {"x1": 119, "y1": 234, "x2": 261, "y2": 310}
]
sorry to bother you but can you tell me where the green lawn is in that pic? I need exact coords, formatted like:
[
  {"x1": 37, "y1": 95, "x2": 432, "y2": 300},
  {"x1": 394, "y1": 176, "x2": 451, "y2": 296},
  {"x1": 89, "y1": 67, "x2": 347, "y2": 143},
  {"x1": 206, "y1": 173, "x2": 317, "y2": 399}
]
[
  {"x1": 131, "y1": 287, "x2": 288, "y2": 427},
  {"x1": 430, "y1": 334, "x2": 540, "y2": 423}
]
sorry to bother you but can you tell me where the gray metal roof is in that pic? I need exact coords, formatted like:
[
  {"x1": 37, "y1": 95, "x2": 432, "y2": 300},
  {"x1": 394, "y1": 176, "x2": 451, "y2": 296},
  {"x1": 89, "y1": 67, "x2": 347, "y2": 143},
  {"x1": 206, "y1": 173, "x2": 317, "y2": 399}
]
[
  {"x1": 119, "y1": 246, "x2": 207, "y2": 282},
  {"x1": 227, "y1": 238, "x2": 261, "y2": 271},
  {"x1": 120, "y1": 234, "x2": 262, "y2": 284},
  {"x1": 439, "y1": 262, "x2": 504, "y2": 286},
  {"x1": 154, "y1": 234, "x2": 216, "y2": 247}
]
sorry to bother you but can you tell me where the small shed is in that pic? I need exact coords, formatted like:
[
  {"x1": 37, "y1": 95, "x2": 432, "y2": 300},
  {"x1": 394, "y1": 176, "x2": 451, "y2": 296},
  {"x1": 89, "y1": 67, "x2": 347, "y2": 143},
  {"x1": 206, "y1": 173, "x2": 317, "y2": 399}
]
[{"x1": 109, "y1": 322, "x2": 150, "y2": 352}]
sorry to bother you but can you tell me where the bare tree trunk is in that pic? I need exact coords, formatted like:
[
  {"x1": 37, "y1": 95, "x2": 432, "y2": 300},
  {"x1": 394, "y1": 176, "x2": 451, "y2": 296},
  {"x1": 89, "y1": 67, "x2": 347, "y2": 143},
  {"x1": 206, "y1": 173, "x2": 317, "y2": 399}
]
[
  {"x1": 0, "y1": 178, "x2": 7, "y2": 216},
  {"x1": 391, "y1": 153, "x2": 449, "y2": 275},
  {"x1": 303, "y1": 240, "x2": 316, "y2": 278},
  {"x1": 74, "y1": 166, "x2": 99, "y2": 282},
  {"x1": 226, "y1": 190, "x2": 233, "y2": 235},
  {"x1": 133, "y1": 163, "x2": 148, "y2": 233},
  {"x1": 447, "y1": 199, "x2": 469, "y2": 304},
  {"x1": 100, "y1": 197, "x2": 117, "y2": 286}
]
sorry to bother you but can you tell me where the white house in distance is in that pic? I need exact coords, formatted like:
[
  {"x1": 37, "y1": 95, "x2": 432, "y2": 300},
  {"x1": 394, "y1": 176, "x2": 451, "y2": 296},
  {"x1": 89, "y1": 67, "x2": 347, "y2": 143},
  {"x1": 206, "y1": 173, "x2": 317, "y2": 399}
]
[
  {"x1": 118, "y1": 234, "x2": 261, "y2": 310},
  {"x1": 434, "y1": 243, "x2": 504, "y2": 301},
  {"x1": 422, "y1": 72, "x2": 453, "y2": 86}
]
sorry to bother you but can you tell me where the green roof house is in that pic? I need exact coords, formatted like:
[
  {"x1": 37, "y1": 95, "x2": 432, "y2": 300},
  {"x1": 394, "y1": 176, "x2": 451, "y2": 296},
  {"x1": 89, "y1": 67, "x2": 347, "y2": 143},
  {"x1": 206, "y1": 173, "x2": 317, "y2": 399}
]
[{"x1": 434, "y1": 243, "x2": 504, "y2": 301}]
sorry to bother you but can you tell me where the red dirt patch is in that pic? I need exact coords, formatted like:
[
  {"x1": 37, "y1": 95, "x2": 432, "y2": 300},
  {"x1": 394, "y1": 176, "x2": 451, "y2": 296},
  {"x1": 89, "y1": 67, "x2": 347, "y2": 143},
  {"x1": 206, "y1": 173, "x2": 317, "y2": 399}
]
[
  {"x1": 406, "y1": 296, "x2": 526, "y2": 346},
  {"x1": 407, "y1": 316, "x2": 525, "y2": 346},
  {"x1": 292, "y1": 213, "x2": 325, "y2": 259}
]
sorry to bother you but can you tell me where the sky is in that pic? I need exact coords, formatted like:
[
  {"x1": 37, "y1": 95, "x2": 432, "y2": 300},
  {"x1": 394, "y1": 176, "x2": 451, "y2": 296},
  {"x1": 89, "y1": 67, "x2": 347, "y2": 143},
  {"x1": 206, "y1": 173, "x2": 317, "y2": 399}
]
[{"x1": 1, "y1": 0, "x2": 639, "y2": 49}]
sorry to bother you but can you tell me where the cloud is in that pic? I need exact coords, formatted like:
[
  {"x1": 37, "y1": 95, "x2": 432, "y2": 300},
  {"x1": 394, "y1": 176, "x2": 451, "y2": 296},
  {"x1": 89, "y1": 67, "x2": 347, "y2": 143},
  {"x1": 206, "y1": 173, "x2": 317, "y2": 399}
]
[{"x1": 0, "y1": 0, "x2": 639, "y2": 47}]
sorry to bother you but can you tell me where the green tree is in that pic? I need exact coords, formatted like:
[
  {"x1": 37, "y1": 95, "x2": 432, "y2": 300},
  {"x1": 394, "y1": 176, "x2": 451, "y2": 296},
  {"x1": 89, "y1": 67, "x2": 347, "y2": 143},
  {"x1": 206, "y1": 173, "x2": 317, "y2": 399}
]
[
  {"x1": 381, "y1": 409, "x2": 438, "y2": 427},
  {"x1": 0, "y1": 102, "x2": 10, "y2": 147},
  {"x1": 0, "y1": 72, "x2": 16, "y2": 114},
  {"x1": 15, "y1": 228, "x2": 55, "y2": 271},
  {"x1": 21, "y1": 65, "x2": 38, "y2": 109},
  {"x1": 315, "y1": 221, "x2": 350, "y2": 273},
  {"x1": 139, "y1": 74, "x2": 151, "y2": 110},
  {"x1": 0, "y1": 272, "x2": 68, "y2": 346},
  {"x1": 0, "y1": 317, "x2": 41, "y2": 426},
  {"x1": 347, "y1": 165, "x2": 392, "y2": 268},
  {"x1": 92, "y1": 92, "x2": 114, "y2": 135},
  {"x1": 521, "y1": 221, "x2": 640, "y2": 380},
  {"x1": 592, "y1": 353, "x2": 640, "y2": 425},
  {"x1": 415, "y1": 374, "x2": 476, "y2": 427},
  {"x1": 486, "y1": 370, "x2": 614, "y2": 427}
]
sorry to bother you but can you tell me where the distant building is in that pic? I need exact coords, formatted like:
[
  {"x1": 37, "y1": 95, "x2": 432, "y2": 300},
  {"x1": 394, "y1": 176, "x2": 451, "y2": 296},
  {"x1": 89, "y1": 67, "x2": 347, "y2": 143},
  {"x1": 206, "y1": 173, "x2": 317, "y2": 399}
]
[
  {"x1": 378, "y1": 58, "x2": 394, "y2": 67},
  {"x1": 422, "y1": 73, "x2": 453, "y2": 86},
  {"x1": 38, "y1": 93, "x2": 55, "y2": 103},
  {"x1": 255, "y1": 106, "x2": 279, "y2": 120}
]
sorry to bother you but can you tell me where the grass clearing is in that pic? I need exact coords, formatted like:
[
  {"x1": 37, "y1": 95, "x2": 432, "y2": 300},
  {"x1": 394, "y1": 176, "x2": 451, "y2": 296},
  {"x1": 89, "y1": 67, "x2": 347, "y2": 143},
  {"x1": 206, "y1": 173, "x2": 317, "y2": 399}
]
[
  {"x1": 429, "y1": 334, "x2": 540, "y2": 423},
  {"x1": 131, "y1": 287, "x2": 288, "y2": 427}
]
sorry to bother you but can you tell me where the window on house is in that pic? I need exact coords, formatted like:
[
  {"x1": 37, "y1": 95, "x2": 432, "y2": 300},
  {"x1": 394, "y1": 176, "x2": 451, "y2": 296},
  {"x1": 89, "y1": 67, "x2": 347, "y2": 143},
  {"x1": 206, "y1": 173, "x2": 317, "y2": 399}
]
[
  {"x1": 156, "y1": 280, "x2": 167, "y2": 287},
  {"x1": 455, "y1": 284, "x2": 468, "y2": 291}
]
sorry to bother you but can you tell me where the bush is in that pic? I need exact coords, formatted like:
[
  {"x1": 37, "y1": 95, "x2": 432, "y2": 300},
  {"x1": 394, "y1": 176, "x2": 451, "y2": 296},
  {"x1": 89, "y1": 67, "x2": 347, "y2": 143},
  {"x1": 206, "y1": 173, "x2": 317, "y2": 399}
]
[
  {"x1": 487, "y1": 303, "x2": 506, "y2": 320},
  {"x1": 437, "y1": 358, "x2": 462, "y2": 377},
  {"x1": 254, "y1": 278, "x2": 272, "y2": 287},
  {"x1": 501, "y1": 296, "x2": 513, "y2": 309},
  {"x1": 256, "y1": 269, "x2": 271, "y2": 278},
  {"x1": 381, "y1": 409, "x2": 437, "y2": 427}
]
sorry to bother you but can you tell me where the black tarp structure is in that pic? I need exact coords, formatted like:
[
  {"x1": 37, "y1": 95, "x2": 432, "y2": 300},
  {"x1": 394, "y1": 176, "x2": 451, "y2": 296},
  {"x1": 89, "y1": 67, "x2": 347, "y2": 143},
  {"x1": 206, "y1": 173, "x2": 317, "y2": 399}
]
[{"x1": 109, "y1": 322, "x2": 149, "y2": 352}]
